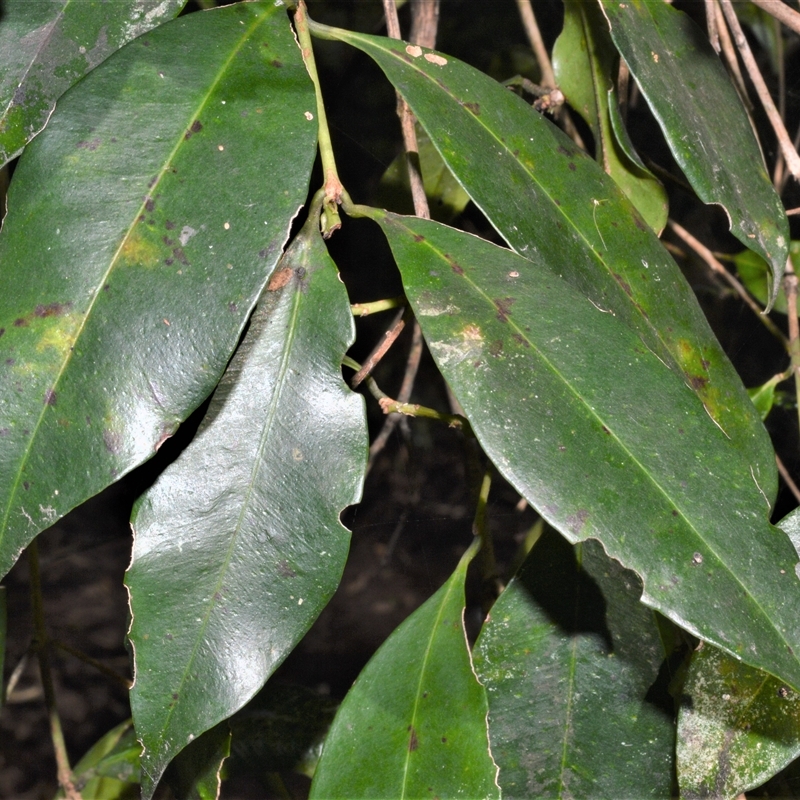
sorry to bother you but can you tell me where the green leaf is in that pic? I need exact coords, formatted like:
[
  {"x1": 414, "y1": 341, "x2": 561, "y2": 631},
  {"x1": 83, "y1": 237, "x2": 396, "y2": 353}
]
[
  {"x1": 735, "y1": 241, "x2": 800, "y2": 315},
  {"x1": 0, "y1": 0, "x2": 187, "y2": 166},
  {"x1": 56, "y1": 719, "x2": 140, "y2": 799},
  {"x1": 598, "y1": 0, "x2": 789, "y2": 307},
  {"x1": 677, "y1": 643, "x2": 800, "y2": 799},
  {"x1": 552, "y1": 0, "x2": 668, "y2": 233},
  {"x1": 371, "y1": 210, "x2": 800, "y2": 692},
  {"x1": 310, "y1": 539, "x2": 500, "y2": 800},
  {"x1": 377, "y1": 125, "x2": 471, "y2": 222},
  {"x1": 0, "y1": 2, "x2": 317, "y2": 579},
  {"x1": 474, "y1": 530, "x2": 674, "y2": 799},
  {"x1": 227, "y1": 683, "x2": 338, "y2": 780},
  {"x1": 748, "y1": 379, "x2": 778, "y2": 422},
  {"x1": 165, "y1": 723, "x2": 232, "y2": 800},
  {"x1": 316, "y1": 22, "x2": 776, "y2": 502},
  {"x1": 127, "y1": 213, "x2": 366, "y2": 797}
]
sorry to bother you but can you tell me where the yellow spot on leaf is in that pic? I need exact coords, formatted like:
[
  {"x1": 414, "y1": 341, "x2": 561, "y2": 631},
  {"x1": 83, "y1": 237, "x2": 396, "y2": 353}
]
[{"x1": 120, "y1": 229, "x2": 161, "y2": 268}]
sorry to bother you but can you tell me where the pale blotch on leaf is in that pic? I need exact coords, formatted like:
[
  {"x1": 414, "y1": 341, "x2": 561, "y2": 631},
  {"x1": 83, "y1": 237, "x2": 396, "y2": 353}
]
[{"x1": 406, "y1": 45, "x2": 423, "y2": 58}]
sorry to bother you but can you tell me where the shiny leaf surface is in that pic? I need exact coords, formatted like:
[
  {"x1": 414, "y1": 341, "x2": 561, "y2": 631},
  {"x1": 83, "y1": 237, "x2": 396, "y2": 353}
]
[
  {"x1": 0, "y1": 2, "x2": 317, "y2": 579},
  {"x1": 677, "y1": 644, "x2": 800, "y2": 799},
  {"x1": 474, "y1": 530, "x2": 673, "y2": 799},
  {"x1": 319, "y1": 22, "x2": 776, "y2": 500},
  {"x1": 127, "y1": 215, "x2": 366, "y2": 796},
  {"x1": 372, "y1": 210, "x2": 800, "y2": 691},
  {"x1": 552, "y1": 0, "x2": 668, "y2": 233},
  {"x1": 598, "y1": 0, "x2": 788, "y2": 306},
  {"x1": 310, "y1": 539, "x2": 499, "y2": 800},
  {"x1": 0, "y1": 0, "x2": 186, "y2": 166}
]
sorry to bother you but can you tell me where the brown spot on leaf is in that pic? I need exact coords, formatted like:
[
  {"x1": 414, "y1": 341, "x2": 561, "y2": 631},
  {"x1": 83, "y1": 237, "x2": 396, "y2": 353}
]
[
  {"x1": 278, "y1": 560, "x2": 297, "y2": 578},
  {"x1": 44, "y1": 389, "x2": 57, "y2": 406},
  {"x1": 568, "y1": 162, "x2": 576, "y2": 171},
  {"x1": 76, "y1": 138, "x2": 101, "y2": 150},
  {"x1": 23, "y1": 481, "x2": 30, "y2": 491},
  {"x1": 633, "y1": 214, "x2": 647, "y2": 232},
  {"x1": 413, "y1": 234, "x2": 425, "y2": 243},
  {"x1": 489, "y1": 339, "x2": 503, "y2": 357},
  {"x1": 602, "y1": 425, "x2": 610, "y2": 434},
  {"x1": 165, "y1": 219, "x2": 175, "y2": 230},
  {"x1": 494, "y1": 297, "x2": 515, "y2": 322},
  {"x1": 687, "y1": 374, "x2": 708, "y2": 390},
  {"x1": 612, "y1": 272, "x2": 632, "y2": 296},
  {"x1": 408, "y1": 726, "x2": 419, "y2": 751},
  {"x1": 163, "y1": 236, "x2": 174, "y2": 246},
  {"x1": 14, "y1": 318, "x2": 27, "y2": 327},
  {"x1": 258, "y1": 248, "x2": 269, "y2": 258},
  {"x1": 0, "y1": 328, "x2": 4, "y2": 337},
  {"x1": 145, "y1": 196, "x2": 155, "y2": 212},
  {"x1": 165, "y1": 258, "x2": 174, "y2": 266},
  {"x1": 172, "y1": 247, "x2": 189, "y2": 265},
  {"x1": 511, "y1": 332, "x2": 530, "y2": 348},
  {"x1": 184, "y1": 119, "x2": 203, "y2": 140},
  {"x1": 268, "y1": 268, "x2": 293, "y2": 291},
  {"x1": 35, "y1": 302, "x2": 71, "y2": 318},
  {"x1": 463, "y1": 101, "x2": 480, "y2": 115},
  {"x1": 272, "y1": 59, "x2": 283, "y2": 68},
  {"x1": 566, "y1": 509, "x2": 589, "y2": 533}
]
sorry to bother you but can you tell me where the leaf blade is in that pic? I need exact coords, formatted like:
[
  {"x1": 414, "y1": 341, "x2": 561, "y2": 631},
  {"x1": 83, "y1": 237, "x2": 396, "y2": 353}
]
[
  {"x1": 0, "y1": 0, "x2": 187, "y2": 165},
  {"x1": 0, "y1": 1, "x2": 318, "y2": 578},
  {"x1": 475, "y1": 531, "x2": 674, "y2": 799},
  {"x1": 310, "y1": 540, "x2": 499, "y2": 800},
  {"x1": 598, "y1": 0, "x2": 789, "y2": 305},
  {"x1": 127, "y1": 216, "x2": 366, "y2": 795},
  {"x1": 318, "y1": 23, "x2": 776, "y2": 502},
  {"x1": 373, "y1": 211, "x2": 800, "y2": 691}
]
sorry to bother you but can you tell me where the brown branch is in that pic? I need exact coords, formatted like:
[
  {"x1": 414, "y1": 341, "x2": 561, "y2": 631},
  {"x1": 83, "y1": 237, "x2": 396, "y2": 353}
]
[
  {"x1": 410, "y1": 0, "x2": 440, "y2": 50},
  {"x1": 719, "y1": 0, "x2": 800, "y2": 180},
  {"x1": 777, "y1": 454, "x2": 800, "y2": 505},
  {"x1": 368, "y1": 319, "x2": 425, "y2": 466},
  {"x1": 705, "y1": 0, "x2": 721, "y2": 52},
  {"x1": 514, "y1": 0, "x2": 556, "y2": 89},
  {"x1": 351, "y1": 306, "x2": 408, "y2": 388},
  {"x1": 714, "y1": 0, "x2": 752, "y2": 110},
  {"x1": 667, "y1": 219, "x2": 787, "y2": 345},
  {"x1": 749, "y1": 0, "x2": 800, "y2": 38}
]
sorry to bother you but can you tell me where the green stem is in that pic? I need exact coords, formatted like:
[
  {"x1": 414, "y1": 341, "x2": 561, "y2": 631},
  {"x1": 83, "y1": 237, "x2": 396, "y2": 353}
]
[
  {"x1": 351, "y1": 297, "x2": 405, "y2": 316},
  {"x1": 28, "y1": 541, "x2": 80, "y2": 800},
  {"x1": 294, "y1": 1, "x2": 342, "y2": 237},
  {"x1": 343, "y1": 357, "x2": 472, "y2": 433},
  {"x1": 472, "y1": 467, "x2": 502, "y2": 612}
]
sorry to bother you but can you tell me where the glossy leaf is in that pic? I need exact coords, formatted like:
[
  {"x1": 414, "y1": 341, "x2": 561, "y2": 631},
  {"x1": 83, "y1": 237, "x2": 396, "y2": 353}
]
[
  {"x1": 598, "y1": 0, "x2": 789, "y2": 306},
  {"x1": 127, "y1": 214, "x2": 366, "y2": 796},
  {"x1": 677, "y1": 644, "x2": 800, "y2": 799},
  {"x1": 552, "y1": 0, "x2": 668, "y2": 233},
  {"x1": 371, "y1": 210, "x2": 800, "y2": 691},
  {"x1": 474, "y1": 530, "x2": 673, "y2": 799},
  {"x1": 310, "y1": 539, "x2": 499, "y2": 800},
  {"x1": 0, "y1": 0, "x2": 187, "y2": 166},
  {"x1": 317, "y1": 22, "x2": 776, "y2": 501},
  {"x1": 165, "y1": 723, "x2": 232, "y2": 800},
  {"x1": 748, "y1": 379, "x2": 778, "y2": 422},
  {"x1": 0, "y1": 2, "x2": 318, "y2": 579},
  {"x1": 735, "y1": 241, "x2": 800, "y2": 315}
]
